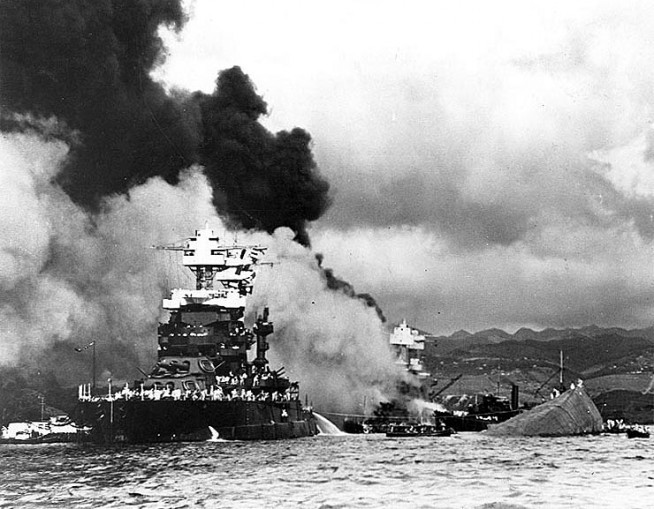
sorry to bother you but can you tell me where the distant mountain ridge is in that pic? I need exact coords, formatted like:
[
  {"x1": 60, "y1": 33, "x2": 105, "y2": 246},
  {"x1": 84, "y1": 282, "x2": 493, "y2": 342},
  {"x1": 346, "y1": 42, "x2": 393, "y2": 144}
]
[
  {"x1": 430, "y1": 325, "x2": 654, "y2": 353},
  {"x1": 423, "y1": 324, "x2": 654, "y2": 396}
]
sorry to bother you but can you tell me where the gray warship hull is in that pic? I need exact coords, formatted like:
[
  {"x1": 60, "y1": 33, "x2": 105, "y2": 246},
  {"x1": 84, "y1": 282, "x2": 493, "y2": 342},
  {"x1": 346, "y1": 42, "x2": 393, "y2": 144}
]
[{"x1": 75, "y1": 399, "x2": 317, "y2": 443}]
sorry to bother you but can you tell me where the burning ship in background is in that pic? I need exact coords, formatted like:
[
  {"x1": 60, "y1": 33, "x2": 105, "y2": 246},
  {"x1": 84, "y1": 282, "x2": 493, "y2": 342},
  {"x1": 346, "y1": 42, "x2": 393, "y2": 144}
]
[
  {"x1": 389, "y1": 319, "x2": 431, "y2": 381},
  {"x1": 341, "y1": 320, "x2": 437, "y2": 433},
  {"x1": 74, "y1": 226, "x2": 317, "y2": 442}
]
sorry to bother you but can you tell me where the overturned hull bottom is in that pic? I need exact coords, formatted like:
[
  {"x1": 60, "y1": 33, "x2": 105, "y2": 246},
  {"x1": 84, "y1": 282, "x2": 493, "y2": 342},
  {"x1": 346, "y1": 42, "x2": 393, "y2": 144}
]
[
  {"x1": 74, "y1": 399, "x2": 318, "y2": 443},
  {"x1": 486, "y1": 386, "x2": 603, "y2": 437}
]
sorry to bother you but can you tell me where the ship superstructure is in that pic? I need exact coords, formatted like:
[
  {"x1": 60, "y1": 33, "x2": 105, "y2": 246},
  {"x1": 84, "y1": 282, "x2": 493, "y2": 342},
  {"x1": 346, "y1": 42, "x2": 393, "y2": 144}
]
[
  {"x1": 75, "y1": 227, "x2": 317, "y2": 442},
  {"x1": 152, "y1": 228, "x2": 269, "y2": 386},
  {"x1": 390, "y1": 319, "x2": 430, "y2": 379}
]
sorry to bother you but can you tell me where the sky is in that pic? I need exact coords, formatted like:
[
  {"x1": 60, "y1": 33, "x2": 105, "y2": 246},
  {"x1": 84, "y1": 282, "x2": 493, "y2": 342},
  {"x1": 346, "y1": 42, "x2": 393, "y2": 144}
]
[{"x1": 149, "y1": 0, "x2": 654, "y2": 335}]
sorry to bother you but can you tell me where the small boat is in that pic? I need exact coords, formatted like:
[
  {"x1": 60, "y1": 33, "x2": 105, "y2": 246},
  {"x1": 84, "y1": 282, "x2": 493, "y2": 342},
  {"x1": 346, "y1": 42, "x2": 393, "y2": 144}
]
[
  {"x1": 0, "y1": 416, "x2": 90, "y2": 444},
  {"x1": 385, "y1": 423, "x2": 455, "y2": 437},
  {"x1": 626, "y1": 426, "x2": 650, "y2": 439}
]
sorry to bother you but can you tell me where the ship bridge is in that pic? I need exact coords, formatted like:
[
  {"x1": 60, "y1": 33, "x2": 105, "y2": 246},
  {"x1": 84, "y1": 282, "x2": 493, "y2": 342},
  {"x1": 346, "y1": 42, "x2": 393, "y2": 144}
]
[
  {"x1": 155, "y1": 227, "x2": 267, "y2": 308},
  {"x1": 390, "y1": 319, "x2": 430, "y2": 377}
]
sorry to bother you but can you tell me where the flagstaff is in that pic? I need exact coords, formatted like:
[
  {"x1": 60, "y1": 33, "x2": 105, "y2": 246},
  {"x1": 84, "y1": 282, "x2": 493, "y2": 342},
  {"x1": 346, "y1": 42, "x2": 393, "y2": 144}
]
[{"x1": 92, "y1": 341, "x2": 96, "y2": 393}]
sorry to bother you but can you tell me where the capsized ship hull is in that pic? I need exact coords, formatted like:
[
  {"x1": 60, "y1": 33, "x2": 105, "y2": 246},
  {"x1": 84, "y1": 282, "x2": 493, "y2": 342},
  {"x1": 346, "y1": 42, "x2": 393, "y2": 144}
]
[
  {"x1": 75, "y1": 399, "x2": 317, "y2": 443},
  {"x1": 485, "y1": 386, "x2": 603, "y2": 437}
]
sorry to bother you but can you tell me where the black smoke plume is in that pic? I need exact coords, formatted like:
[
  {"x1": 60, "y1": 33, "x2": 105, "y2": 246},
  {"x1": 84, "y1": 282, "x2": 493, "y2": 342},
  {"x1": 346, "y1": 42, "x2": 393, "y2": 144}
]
[
  {"x1": 0, "y1": 0, "x2": 194, "y2": 204},
  {"x1": 316, "y1": 254, "x2": 387, "y2": 322},
  {"x1": 195, "y1": 67, "x2": 331, "y2": 246},
  {"x1": 0, "y1": 0, "x2": 330, "y2": 244}
]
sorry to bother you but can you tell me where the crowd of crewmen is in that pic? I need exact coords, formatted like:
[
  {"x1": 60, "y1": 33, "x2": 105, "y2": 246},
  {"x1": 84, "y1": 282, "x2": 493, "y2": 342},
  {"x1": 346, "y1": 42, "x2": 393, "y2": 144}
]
[
  {"x1": 215, "y1": 369, "x2": 278, "y2": 387},
  {"x1": 78, "y1": 369, "x2": 299, "y2": 403}
]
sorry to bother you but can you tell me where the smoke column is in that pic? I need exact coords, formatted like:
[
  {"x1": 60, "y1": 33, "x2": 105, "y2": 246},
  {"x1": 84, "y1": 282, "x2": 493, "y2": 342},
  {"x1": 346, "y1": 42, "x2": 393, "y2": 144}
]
[
  {"x1": 251, "y1": 233, "x2": 405, "y2": 413},
  {"x1": 0, "y1": 0, "x2": 404, "y2": 414},
  {"x1": 195, "y1": 67, "x2": 331, "y2": 247},
  {"x1": 0, "y1": 0, "x2": 330, "y2": 245},
  {"x1": 316, "y1": 253, "x2": 386, "y2": 323}
]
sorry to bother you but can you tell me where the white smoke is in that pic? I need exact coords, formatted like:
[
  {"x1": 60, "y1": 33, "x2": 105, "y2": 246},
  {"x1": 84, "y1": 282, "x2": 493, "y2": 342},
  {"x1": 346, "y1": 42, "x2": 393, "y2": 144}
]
[
  {"x1": 0, "y1": 130, "x2": 219, "y2": 379},
  {"x1": 250, "y1": 231, "x2": 407, "y2": 414},
  {"x1": 406, "y1": 399, "x2": 448, "y2": 424},
  {"x1": 0, "y1": 132, "x2": 77, "y2": 361}
]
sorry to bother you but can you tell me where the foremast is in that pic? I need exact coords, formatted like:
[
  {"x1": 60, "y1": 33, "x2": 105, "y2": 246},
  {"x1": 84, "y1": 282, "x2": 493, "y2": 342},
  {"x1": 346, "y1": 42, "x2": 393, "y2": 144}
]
[
  {"x1": 154, "y1": 226, "x2": 273, "y2": 376},
  {"x1": 158, "y1": 226, "x2": 265, "y2": 305}
]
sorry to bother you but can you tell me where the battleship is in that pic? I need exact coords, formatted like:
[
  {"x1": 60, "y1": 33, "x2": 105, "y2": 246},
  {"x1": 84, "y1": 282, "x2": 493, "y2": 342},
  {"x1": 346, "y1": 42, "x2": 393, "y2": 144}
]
[{"x1": 74, "y1": 227, "x2": 318, "y2": 443}]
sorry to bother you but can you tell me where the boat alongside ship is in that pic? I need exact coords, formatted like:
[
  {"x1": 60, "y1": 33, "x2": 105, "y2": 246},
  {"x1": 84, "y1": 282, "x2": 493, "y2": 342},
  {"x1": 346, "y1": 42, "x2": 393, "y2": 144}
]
[
  {"x1": 625, "y1": 426, "x2": 650, "y2": 439},
  {"x1": 73, "y1": 226, "x2": 317, "y2": 443},
  {"x1": 385, "y1": 422, "x2": 456, "y2": 438}
]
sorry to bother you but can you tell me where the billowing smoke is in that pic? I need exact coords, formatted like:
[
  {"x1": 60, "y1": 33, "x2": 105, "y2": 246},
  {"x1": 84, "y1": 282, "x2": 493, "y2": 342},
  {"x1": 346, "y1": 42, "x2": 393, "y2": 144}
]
[
  {"x1": 0, "y1": 130, "x2": 219, "y2": 381},
  {"x1": 195, "y1": 67, "x2": 331, "y2": 247},
  {"x1": 0, "y1": 0, "x2": 401, "y2": 417},
  {"x1": 316, "y1": 254, "x2": 386, "y2": 323},
  {"x1": 0, "y1": 0, "x2": 330, "y2": 245},
  {"x1": 251, "y1": 234, "x2": 405, "y2": 413},
  {"x1": 0, "y1": 0, "x2": 194, "y2": 205},
  {"x1": 406, "y1": 399, "x2": 448, "y2": 423}
]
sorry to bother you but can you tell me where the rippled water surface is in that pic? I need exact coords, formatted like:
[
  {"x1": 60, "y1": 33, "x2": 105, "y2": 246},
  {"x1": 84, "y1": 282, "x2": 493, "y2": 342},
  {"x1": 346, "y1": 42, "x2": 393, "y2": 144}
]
[{"x1": 0, "y1": 432, "x2": 652, "y2": 508}]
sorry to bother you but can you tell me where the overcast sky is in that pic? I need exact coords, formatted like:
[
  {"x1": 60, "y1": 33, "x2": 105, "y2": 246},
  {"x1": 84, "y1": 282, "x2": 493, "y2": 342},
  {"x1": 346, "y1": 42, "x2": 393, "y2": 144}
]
[{"x1": 156, "y1": 0, "x2": 654, "y2": 335}]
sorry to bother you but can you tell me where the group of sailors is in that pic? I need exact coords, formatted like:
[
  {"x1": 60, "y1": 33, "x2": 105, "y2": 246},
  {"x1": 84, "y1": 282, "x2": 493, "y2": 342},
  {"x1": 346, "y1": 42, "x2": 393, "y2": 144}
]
[
  {"x1": 215, "y1": 370, "x2": 277, "y2": 387},
  {"x1": 604, "y1": 418, "x2": 626, "y2": 432},
  {"x1": 78, "y1": 381, "x2": 299, "y2": 403},
  {"x1": 550, "y1": 379, "x2": 585, "y2": 399}
]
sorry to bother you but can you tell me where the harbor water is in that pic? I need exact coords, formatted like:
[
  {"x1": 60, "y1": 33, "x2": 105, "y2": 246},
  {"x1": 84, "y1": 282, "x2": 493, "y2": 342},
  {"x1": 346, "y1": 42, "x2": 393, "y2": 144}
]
[{"x1": 0, "y1": 431, "x2": 651, "y2": 508}]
